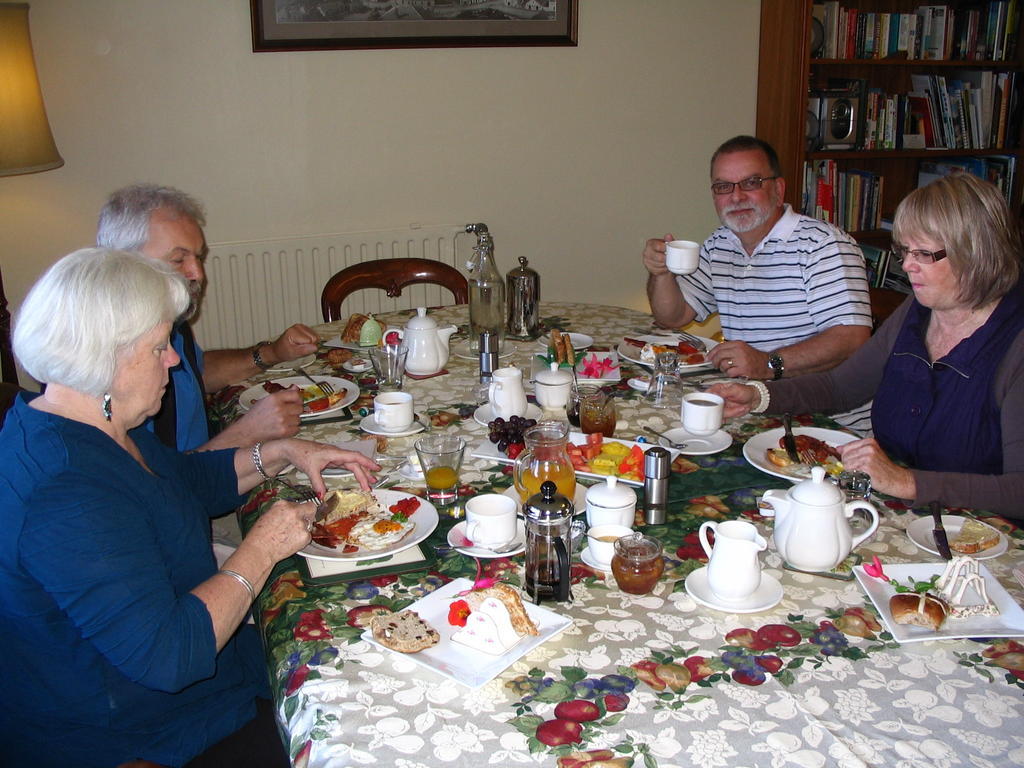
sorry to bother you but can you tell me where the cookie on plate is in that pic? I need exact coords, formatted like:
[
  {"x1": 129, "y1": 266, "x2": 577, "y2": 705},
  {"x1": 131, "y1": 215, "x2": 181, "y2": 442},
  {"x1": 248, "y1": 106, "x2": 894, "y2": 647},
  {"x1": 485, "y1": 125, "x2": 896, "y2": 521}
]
[{"x1": 370, "y1": 610, "x2": 440, "y2": 653}]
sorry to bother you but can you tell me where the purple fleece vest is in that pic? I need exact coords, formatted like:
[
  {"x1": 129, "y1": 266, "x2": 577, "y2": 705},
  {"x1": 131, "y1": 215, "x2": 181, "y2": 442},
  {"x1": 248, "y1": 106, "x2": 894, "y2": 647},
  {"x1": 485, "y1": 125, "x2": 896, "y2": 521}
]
[{"x1": 872, "y1": 280, "x2": 1024, "y2": 474}]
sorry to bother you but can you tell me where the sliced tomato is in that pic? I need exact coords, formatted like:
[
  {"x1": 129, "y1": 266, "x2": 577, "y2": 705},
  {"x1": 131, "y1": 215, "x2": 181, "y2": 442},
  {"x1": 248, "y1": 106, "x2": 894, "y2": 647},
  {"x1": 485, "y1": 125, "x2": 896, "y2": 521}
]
[
  {"x1": 306, "y1": 397, "x2": 330, "y2": 412},
  {"x1": 618, "y1": 445, "x2": 645, "y2": 475},
  {"x1": 683, "y1": 353, "x2": 705, "y2": 365},
  {"x1": 677, "y1": 342, "x2": 699, "y2": 355}
]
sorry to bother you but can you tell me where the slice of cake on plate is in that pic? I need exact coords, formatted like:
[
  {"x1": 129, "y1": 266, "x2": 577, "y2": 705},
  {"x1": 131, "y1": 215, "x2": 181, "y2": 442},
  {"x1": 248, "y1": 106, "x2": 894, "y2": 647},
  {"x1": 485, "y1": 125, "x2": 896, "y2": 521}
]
[{"x1": 451, "y1": 584, "x2": 539, "y2": 655}]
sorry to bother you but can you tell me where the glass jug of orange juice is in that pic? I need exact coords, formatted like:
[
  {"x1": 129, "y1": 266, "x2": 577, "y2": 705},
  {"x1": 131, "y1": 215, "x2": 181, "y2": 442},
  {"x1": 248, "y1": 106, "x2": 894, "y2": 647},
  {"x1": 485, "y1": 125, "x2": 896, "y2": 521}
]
[{"x1": 514, "y1": 420, "x2": 577, "y2": 502}]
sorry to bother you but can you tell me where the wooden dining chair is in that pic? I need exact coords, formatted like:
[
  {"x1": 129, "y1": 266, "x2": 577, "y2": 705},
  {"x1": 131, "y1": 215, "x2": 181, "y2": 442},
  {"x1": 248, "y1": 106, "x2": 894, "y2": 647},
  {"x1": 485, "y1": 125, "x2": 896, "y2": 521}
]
[{"x1": 320, "y1": 258, "x2": 469, "y2": 322}]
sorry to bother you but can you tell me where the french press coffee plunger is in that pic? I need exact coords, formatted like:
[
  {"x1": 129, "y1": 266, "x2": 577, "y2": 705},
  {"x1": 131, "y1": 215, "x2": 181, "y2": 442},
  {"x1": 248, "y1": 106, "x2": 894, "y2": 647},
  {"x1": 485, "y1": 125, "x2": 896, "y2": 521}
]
[{"x1": 523, "y1": 480, "x2": 579, "y2": 604}]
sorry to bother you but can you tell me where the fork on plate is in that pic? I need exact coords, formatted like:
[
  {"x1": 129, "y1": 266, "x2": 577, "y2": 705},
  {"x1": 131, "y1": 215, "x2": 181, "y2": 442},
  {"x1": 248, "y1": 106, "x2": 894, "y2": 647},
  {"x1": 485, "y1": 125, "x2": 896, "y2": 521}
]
[
  {"x1": 293, "y1": 368, "x2": 334, "y2": 396},
  {"x1": 676, "y1": 331, "x2": 708, "y2": 352}
]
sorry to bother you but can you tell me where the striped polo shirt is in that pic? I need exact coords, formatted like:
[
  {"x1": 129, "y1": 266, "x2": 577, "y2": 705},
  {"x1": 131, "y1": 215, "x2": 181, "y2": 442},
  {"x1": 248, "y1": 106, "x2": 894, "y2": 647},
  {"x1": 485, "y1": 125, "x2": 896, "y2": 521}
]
[{"x1": 679, "y1": 205, "x2": 874, "y2": 432}]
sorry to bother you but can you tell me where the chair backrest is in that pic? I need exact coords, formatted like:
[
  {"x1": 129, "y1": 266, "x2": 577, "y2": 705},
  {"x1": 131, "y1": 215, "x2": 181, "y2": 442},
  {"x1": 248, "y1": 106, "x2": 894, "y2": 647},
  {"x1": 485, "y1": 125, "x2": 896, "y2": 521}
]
[
  {"x1": 869, "y1": 287, "x2": 908, "y2": 331},
  {"x1": 320, "y1": 257, "x2": 469, "y2": 322}
]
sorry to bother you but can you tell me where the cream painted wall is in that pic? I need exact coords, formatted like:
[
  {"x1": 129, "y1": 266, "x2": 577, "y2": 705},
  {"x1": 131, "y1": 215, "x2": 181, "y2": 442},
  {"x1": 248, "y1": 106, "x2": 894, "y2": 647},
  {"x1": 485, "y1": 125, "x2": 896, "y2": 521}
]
[{"x1": 1, "y1": 0, "x2": 759, "y2": 369}]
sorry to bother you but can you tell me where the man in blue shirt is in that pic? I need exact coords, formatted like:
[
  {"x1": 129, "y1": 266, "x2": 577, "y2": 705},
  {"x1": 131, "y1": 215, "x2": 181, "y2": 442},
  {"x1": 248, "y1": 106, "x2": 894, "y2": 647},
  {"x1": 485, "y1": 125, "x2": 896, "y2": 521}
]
[{"x1": 98, "y1": 184, "x2": 318, "y2": 451}]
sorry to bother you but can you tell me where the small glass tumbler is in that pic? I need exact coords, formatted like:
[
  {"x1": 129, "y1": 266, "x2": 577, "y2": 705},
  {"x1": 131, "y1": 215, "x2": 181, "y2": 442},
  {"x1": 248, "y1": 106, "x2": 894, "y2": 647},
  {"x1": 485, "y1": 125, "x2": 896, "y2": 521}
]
[
  {"x1": 369, "y1": 344, "x2": 407, "y2": 392},
  {"x1": 836, "y1": 470, "x2": 872, "y2": 501},
  {"x1": 644, "y1": 351, "x2": 683, "y2": 409},
  {"x1": 611, "y1": 532, "x2": 664, "y2": 595},
  {"x1": 415, "y1": 434, "x2": 466, "y2": 512},
  {"x1": 578, "y1": 385, "x2": 616, "y2": 437}
]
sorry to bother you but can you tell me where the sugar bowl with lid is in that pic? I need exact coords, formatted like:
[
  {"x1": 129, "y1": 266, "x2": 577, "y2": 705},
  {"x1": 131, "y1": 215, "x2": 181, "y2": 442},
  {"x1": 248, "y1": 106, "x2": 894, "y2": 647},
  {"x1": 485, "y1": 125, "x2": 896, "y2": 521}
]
[
  {"x1": 585, "y1": 475, "x2": 636, "y2": 528},
  {"x1": 533, "y1": 362, "x2": 573, "y2": 409}
]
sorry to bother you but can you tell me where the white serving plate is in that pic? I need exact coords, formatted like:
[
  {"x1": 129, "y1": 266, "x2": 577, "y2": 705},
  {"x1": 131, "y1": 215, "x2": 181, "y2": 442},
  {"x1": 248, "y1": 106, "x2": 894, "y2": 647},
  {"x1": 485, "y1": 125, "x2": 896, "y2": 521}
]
[
  {"x1": 853, "y1": 562, "x2": 1024, "y2": 643},
  {"x1": 535, "y1": 332, "x2": 594, "y2": 352},
  {"x1": 616, "y1": 333, "x2": 717, "y2": 371},
  {"x1": 361, "y1": 578, "x2": 573, "y2": 688},
  {"x1": 742, "y1": 426, "x2": 858, "y2": 482},
  {"x1": 906, "y1": 515, "x2": 1008, "y2": 560},
  {"x1": 472, "y1": 431, "x2": 680, "y2": 487},
  {"x1": 238, "y1": 375, "x2": 359, "y2": 420},
  {"x1": 298, "y1": 489, "x2": 438, "y2": 562},
  {"x1": 265, "y1": 353, "x2": 316, "y2": 373}
]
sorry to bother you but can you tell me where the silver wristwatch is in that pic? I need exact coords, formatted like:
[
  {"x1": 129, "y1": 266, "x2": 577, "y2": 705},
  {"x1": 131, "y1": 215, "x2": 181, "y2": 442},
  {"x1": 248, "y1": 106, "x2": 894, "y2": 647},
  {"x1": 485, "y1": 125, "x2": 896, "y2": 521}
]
[
  {"x1": 767, "y1": 352, "x2": 785, "y2": 380},
  {"x1": 251, "y1": 340, "x2": 271, "y2": 370}
]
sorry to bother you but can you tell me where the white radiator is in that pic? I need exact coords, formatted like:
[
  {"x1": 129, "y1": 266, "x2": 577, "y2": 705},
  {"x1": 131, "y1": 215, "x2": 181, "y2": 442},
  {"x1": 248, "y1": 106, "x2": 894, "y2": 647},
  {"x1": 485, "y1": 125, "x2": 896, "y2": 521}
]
[{"x1": 193, "y1": 223, "x2": 470, "y2": 350}]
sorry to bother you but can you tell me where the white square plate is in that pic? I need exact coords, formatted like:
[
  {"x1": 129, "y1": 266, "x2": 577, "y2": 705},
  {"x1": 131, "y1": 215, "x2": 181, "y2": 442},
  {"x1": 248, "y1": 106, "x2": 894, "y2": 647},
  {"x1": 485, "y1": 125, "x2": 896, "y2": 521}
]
[
  {"x1": 853, "y1": 563, "x2": 1024, "y2": 643},
  {"x1": 361, "y1": 578, "x2": 573, "y2": 688}
]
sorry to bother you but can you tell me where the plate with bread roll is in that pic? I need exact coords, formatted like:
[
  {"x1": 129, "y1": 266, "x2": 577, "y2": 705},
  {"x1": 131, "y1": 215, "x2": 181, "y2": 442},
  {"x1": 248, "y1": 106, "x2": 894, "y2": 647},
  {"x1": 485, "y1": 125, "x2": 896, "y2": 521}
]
[
  {"x1": 854, "y1": 561, "x2": 1024, "y2": 642},
  {"x1": 906, "y1": 516, "x2": 1007, "y2": 560}
]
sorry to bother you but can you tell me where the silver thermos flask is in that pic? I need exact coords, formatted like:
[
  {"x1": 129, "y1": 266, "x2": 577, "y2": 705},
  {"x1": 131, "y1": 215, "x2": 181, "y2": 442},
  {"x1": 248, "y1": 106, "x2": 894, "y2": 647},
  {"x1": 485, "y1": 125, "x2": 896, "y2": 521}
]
[
  {"x1": 643, "y1": 446, "x2": 670, "y2": 524},
  {"x1": 506, "y1": 256, "x2": 540, "y2": 340}
]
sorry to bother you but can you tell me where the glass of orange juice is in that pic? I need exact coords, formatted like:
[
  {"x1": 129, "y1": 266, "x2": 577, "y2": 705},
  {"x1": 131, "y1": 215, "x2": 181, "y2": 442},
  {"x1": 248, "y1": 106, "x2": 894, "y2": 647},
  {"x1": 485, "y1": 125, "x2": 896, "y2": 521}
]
[
  {"x1": 513, "y1": 421, "x2": 577, "y2": 502},
  {"x1": 415, "y1": 434, "x2": 465, "y2": 511}
]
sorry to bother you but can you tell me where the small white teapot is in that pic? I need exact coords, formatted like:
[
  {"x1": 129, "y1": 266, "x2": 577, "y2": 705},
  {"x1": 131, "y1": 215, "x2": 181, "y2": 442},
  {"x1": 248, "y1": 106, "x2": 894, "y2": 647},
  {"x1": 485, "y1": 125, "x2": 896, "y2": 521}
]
[
  {"x1": 760, "y1": 466, "x2": 879, "y2": 572},
  {"x1": 400, "y1": 307, "x2": 457, "y2": 376}
]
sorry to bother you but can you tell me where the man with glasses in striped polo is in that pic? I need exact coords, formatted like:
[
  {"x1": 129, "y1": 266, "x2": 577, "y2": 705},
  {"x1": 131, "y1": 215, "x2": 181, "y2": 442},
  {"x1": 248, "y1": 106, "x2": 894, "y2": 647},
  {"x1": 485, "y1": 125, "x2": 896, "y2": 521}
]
[{"x1": 642, "y1": 135, "x2": 873, "y2": 432}]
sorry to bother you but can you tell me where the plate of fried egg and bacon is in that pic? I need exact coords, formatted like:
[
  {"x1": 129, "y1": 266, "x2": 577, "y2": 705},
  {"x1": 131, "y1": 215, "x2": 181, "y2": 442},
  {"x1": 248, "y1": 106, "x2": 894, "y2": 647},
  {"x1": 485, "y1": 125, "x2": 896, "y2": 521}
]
[
  {"x1": 300, "y1": 489, "x2": 439, "y2": 562},
  {"x1": 238, "y1": 375, "x2": 359, "y2": 420},
  {"x1": 742, "y1": 427, "x2": 859, "y2": 482}
]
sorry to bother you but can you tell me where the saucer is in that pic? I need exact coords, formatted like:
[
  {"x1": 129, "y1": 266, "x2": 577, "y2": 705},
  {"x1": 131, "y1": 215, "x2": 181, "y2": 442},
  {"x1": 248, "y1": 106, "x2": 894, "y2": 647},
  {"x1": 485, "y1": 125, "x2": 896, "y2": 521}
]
[
  {"x1": 536, "y1": 332, "x2": 593, "y2": 352},
  {"x1": 580, "y1": 547, "x2": 612, "y2": 572},
  {"x1": 359, "y1": 414, "x2": 427, "y2": 437},
  {"x1": 266, "y1": 353, "x2": 316, "y2": 373},
  {"x1": 453, "y1": 341, "x2": 517, "y2": 361},
  {"x1": 341, "y1": 356, "x2": 372, "y2": 374},
  {"x1": 447, "y1": 520, "x2": 526, "y2": 558},
  {"x1": 657, "y1": 427, "x2": 732, "y2": 456},
  {"x1": 473, "y1": 402, "x2": 543, "y2": 427},
  {"x1": 684, "y1": 567, "x2": 783, "y2": 613}
]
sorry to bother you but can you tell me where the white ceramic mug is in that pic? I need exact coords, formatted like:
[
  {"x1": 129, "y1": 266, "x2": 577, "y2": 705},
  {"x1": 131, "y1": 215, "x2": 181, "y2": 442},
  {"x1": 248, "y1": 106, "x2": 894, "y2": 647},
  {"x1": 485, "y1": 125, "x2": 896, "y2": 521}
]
[
  {"x1": 488, "y1": 366, "x2": 528, "y2": 419},
  {"x1": 586, "y1": 524, "x2": 633, "y2": 567},
  {"x1": 698, "y1": 520, "x2": 767, "y2": 603},
  {"x1": 465, "y1": 494, "x2": 518, "y2": 548},
  {"x1": 373, "y1": 391, "x2": 414, "y2": 432},
  {"x1": 682, "y1": 391, "x2": 724, "y2": 436},
  {"x1": 665, "y1": 240, "x2": 700, "y2": 275}
]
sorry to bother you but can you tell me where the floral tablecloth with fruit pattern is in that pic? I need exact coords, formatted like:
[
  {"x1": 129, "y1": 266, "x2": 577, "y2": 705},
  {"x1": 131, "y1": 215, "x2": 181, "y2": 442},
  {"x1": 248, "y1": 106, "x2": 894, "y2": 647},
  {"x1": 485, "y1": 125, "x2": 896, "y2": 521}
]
[{"x1": 223, "y1": 302, "x2": 1024, "y2": 768}]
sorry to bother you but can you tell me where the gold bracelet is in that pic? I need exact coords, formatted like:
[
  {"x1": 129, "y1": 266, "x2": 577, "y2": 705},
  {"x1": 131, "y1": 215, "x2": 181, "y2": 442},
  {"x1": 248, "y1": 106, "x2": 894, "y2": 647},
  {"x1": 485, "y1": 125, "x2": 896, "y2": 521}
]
[{"x1": 220, "y1": 568, "x2": 256, "y2": 603}]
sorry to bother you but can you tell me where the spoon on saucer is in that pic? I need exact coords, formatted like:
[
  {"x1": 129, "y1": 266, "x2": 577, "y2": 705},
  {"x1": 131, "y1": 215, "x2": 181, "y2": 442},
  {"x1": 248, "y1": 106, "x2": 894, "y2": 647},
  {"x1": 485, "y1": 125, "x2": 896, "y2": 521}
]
[{"x1": 643, "y1": 425, "x2": 690, "y2": 450}]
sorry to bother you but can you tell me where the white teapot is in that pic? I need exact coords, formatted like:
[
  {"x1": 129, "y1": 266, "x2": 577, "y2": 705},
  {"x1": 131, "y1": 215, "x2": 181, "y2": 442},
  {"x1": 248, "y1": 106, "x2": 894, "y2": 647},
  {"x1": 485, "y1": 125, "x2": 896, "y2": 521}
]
[
  {"x1": 400, "y1": 307, "x2": 457, "y2": 376},
  {"x1": 759, "y1": 466, "x2": 879, "y2": 572}
]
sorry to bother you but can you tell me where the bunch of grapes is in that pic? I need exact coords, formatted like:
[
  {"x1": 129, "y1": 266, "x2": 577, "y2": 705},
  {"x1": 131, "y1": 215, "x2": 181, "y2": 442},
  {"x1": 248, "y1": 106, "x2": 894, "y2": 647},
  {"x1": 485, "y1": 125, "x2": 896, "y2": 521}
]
[{"x1": 487, "y1": 416, "x2": 537, "y2": 455}]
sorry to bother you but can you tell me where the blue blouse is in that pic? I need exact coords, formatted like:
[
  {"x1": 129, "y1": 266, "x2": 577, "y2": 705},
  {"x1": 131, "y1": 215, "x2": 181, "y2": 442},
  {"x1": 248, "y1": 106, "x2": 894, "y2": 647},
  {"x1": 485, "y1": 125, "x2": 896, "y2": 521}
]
[
  {"x1": 872, "y1": 280, "x2": 1024, "y2": 475},
  {"x1": 0, "y1": 395, "x2": 264, "y2": 767}
]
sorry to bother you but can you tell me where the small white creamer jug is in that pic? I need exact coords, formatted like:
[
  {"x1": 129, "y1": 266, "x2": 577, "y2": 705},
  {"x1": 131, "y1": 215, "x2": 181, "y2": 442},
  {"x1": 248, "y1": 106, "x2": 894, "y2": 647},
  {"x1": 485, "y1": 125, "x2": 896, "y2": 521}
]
[
  {"x1": 699, "y1": 520, "x2": 767, "y2": 603},
  {"x1": 488, "y1": 366, "x2": 528, "y2": 419}
]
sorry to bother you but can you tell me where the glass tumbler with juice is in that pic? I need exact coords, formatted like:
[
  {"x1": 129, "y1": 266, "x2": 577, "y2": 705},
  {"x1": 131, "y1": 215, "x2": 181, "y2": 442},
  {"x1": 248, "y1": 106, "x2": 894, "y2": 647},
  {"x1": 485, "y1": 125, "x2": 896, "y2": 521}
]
[
  {"x1": 514, "y1": 421, "x2": 577, "y2": 502},
  {"x1": 415, "y1": 434, "x2": 466, "y2": 511}
]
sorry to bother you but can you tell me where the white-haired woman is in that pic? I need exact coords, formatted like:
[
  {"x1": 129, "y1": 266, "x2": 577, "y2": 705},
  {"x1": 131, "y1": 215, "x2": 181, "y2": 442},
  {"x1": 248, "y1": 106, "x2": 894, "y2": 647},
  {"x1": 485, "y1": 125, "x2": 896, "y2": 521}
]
[{"x1": 0, "y1": 249, "x2": 378, "y2": 767}]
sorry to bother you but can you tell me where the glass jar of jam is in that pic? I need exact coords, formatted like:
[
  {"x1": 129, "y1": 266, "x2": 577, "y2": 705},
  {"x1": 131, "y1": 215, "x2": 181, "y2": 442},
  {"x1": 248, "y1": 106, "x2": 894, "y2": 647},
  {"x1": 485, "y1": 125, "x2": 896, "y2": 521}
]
[
  {"x1": 611, "y1": 532, "x2": 664, "y2": 595},
  {"x1": 578, "y1": 385, "x2": 616, "y2": 437}
]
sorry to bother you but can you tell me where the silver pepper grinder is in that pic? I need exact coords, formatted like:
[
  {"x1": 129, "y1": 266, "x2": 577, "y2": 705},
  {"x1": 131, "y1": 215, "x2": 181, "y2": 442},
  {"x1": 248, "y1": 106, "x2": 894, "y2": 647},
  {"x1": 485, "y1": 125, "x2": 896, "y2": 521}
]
[
  {"x1": 477, "y1": 331, "x2": 498, "y2": 404},
  {"x1": 506, "y1": 256, "x2": 540, "y2": 340},
  {"x1": 643, "y1": 446, "x2": 670, "y2": 524}
]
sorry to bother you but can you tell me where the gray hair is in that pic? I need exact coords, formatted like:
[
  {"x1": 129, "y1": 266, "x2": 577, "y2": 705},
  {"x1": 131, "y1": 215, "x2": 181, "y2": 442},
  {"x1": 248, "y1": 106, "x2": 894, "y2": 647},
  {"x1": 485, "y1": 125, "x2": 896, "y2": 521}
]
[
  {"x1": 96, "y1": 183, "x2": 206, "y2": 251},
  {"x1": 13, "y1": 248, "x2": 189, "y2": 395}
]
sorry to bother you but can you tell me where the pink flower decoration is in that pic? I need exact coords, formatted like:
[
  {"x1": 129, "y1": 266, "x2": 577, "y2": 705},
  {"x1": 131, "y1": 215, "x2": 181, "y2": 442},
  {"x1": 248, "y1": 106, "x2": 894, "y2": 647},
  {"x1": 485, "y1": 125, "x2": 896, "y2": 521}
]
[
  {"x1": 863, "y1": 555, "x2": 887, "y2": 581},
  {"x1": 580, "y1": 353, "x2": 619, "y2": 379},
  {"x1": 456, "y1": 576, "x2": 498, "y2": 597}
]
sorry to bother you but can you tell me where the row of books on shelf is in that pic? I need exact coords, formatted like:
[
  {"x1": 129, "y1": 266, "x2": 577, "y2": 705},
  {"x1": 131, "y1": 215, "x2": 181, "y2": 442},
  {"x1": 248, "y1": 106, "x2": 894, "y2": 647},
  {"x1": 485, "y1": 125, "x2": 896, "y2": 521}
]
[
  {"x1": 815, "y1": 1, "x2": 1019, "y2": 61},
  {"x1": 820, "y1": 71, "x2": 1021, "y2": 151},
  {"x1": 804, "y1": 156, "x2": 1016, "y2": 236},
  {"x1": 802, "y1": 160, "x2": 884, "y2": 232}
]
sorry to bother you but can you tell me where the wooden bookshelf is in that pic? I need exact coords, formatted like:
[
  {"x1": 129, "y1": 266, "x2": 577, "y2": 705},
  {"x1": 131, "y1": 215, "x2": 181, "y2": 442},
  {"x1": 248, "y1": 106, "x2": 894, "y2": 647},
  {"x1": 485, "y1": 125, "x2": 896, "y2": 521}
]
[{"x1": 756, "y1": 0, "x2": 1024, "y2": 243}]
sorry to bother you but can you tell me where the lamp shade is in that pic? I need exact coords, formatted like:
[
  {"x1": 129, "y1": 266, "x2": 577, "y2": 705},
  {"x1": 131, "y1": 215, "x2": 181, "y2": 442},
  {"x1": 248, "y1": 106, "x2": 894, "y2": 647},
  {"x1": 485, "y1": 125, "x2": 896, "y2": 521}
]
[{"x1": 0, "y1": 3, "x2": 62, "y2": 176}]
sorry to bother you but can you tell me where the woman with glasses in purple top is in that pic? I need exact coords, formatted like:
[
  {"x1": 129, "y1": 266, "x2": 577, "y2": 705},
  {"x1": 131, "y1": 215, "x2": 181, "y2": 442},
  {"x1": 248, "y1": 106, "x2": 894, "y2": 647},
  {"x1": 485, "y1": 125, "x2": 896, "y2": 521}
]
[{"x1": 715, "y1": 173, "x2": 1024, "y2": 516}]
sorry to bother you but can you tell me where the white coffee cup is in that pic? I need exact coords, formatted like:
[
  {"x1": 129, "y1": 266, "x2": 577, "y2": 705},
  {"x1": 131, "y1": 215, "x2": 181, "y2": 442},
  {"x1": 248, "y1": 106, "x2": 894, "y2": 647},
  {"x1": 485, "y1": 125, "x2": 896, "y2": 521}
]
[
  {"x1": 682, "y1": 391, "x2": 723, "y2": 436},
  {"x1": 373, "y1": 391, "x2": 414, "y2": 432},
  {"x1": 465, "y1": 493, "x2": 518, "y2": 548},
  {"x1": 665, "y1": 240, "x2": 700, "y2": 275},
  {"x1": 586, "y1": 524, "x2": 633, "y2": 567},
  {"x1": 698, "y1": 519, "x2": 766, "y2": 603}
]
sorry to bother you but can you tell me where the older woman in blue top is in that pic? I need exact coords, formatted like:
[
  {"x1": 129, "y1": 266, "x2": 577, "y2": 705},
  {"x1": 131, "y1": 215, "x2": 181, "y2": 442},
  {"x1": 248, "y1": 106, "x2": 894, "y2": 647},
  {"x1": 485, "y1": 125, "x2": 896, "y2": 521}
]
[
  {"x1": 0, "y1": 249, "x2": 378, "y2": 767},
  {"x1": 716, "y1": 173, "x2": 1024, "y2": 514}
]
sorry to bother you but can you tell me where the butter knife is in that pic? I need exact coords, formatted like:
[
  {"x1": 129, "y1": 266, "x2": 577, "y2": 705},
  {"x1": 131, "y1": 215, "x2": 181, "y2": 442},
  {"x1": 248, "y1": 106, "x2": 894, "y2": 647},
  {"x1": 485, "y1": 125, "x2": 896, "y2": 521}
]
[
  {"x1": 930, "y1": 500, "x2": 952, "y2": 560},
  {"x1": 782, "y1": 413, "x2": 800, "y2": 463}
]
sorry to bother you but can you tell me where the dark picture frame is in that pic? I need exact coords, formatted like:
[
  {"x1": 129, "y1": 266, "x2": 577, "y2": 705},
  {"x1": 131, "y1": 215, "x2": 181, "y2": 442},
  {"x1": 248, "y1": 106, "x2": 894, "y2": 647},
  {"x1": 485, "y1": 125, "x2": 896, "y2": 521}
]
[{"x1": 251, "y1": 0, "x2": 578, "y2": 52}]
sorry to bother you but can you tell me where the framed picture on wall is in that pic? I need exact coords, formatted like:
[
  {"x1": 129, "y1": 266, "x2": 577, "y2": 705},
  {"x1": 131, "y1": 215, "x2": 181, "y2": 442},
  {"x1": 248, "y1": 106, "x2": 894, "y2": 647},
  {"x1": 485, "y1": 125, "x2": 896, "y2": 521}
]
[{"x1": 251, "y1": 0, "x2": 578, "y2": 52}]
